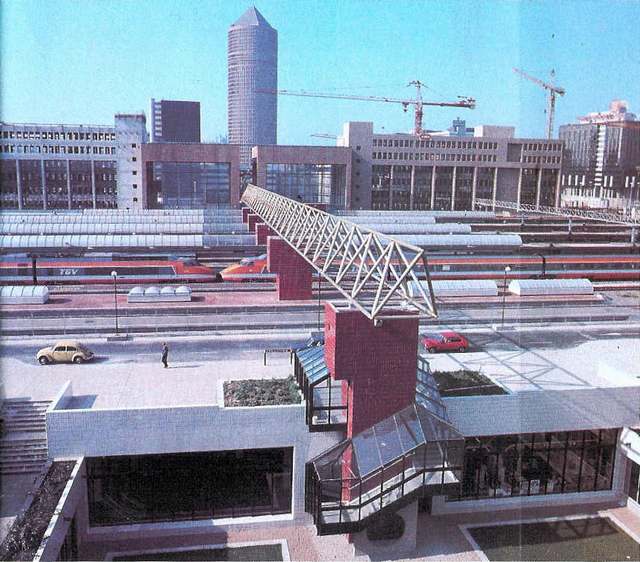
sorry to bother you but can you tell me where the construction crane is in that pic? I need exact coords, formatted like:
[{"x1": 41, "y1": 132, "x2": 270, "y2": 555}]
[
  {"x1": 260, "y1": 81, "x2": 475, "y2": 139},
  {"x1": 310, "y1": 133, "x2": 338, "y2": 140},
  {"x1": 513, "y1": 68, "x2": 565, "y2": 140}
]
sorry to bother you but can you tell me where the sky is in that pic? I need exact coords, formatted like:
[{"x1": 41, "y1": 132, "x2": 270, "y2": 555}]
[{"x1": 2, "y1": 0, "x2": 639, "y2": 144}]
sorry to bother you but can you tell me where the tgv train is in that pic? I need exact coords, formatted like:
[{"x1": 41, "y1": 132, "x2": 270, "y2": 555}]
[
  {"x1": 0, "y1": 255, "x2": 218, "y2": 284},
  {"x1": 217, "y1": 254, "x2": 273, "y2": 281},
  {"x1": 219, "y1": 254, "x2": 640, "y2": 282}
]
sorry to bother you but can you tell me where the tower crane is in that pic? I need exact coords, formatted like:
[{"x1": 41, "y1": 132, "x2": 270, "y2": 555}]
[
  {"x1": 310, "y1": 133, "x2": 338, "y2": 140},
  {"x1": 260, "y1": 81, "x2": 475, "y2": 139},
  {"x1": 513, "y1": 68, "x2": 565, "y2": 139}
]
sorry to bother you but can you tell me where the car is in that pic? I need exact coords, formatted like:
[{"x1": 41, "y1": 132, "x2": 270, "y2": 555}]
[
  {"x1": 421, "y1": 331, "x2": 469, "y2": 353},
  {"x1": 37, "y1": 340, "x2": 94, "y2": 365}
]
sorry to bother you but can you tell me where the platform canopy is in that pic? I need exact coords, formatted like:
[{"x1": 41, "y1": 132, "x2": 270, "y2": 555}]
[{"x1": 241, "y1": 185, "x2": 438, "y2": 320}]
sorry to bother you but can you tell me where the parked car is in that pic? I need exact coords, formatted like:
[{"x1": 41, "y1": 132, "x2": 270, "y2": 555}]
[
  {"x1": 421, "y1": 331, "x2": 469, "y2": 353},
  {"x1": 37, "y1": 340, "x2": 94, "y2": 365}
]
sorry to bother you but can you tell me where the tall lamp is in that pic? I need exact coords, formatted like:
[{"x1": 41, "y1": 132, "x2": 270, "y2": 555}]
[
  {"x1": 501, "y1": 266, "x2": 512, "y2": 328},
  {"x1": 111, "y1": 270, "x2": 119, "y2": 335}
]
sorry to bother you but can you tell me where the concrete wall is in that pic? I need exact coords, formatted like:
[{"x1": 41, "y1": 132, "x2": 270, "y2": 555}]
[
  {"x1": 115, "y1": 114, "x2": 147, "y2": 211},
  {"x1": 34, "y1": 459, "x2": 86, "y2": 562},
  {"x1": 340, "y1": 122, "x2": 373, "y2": 210},
  {"x1": 46, "y1": 382, "x2": 342, "y2": 521},
  {"x1": 445, "y1": 386, "x2": 640, "y2": 437}
]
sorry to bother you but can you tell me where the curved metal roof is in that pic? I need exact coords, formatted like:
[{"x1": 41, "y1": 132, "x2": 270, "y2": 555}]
[
  {"x1": 355, "y1": 223, "x2": 472, "y2": 234},
  {"x1": 508, "y1": 278, "x2": 594, "y2": 296},
  {"x1": 398, "y1": 234, "x2": 523, "y2": 247}
]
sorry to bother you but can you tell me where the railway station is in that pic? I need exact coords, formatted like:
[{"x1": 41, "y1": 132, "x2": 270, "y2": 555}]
[{"x1": 1, "y1": 187, "x2": 639, "y2": 561}]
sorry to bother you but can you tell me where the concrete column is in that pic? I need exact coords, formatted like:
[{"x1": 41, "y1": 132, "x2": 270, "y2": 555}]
[
  {"x1": 409, "y1": 165, "x2": 416, "y2": 210},
  {"x1": 535, "y1": 168, "x2": 543, "y2": 208},
  {"x1": 388, "y1": 165, "x2": 394, "y2": 210},
  {"x1": 451, "y1": 166, "x2": 457, "y2": 210},
  {"x1": 555, "y1": 169, "x2": 562, "y2": 207},
  {"x1": 16, "y1": 159, "x2": 23, "y2": 210},
  {"x1": 324, "y1": 302, "x2": 419, "y2": 437},
  {"x1": 256, "y1": 222, "x2": 274, "y2": 245},
  {"x1": 247, "y1": 213, "x2": 261, "y2": 233},
  {"x1": 40, "y1": 159, "x2": 47, "y2": 210},
  {"x1": 66, "y1": 160, "x2": 72, "y2": 209},
  {"x1": 471, "y1": 166, "x2": 478, "y2": 209},
  {"x1": 90, "y1": 160, "x2": 97, "y2": 209},
  {"x1": 430, "y1": 165, "x2": 437, "y2": 209},
  {"x1": 516, "y1": 168, "x2": 523, "y2": 207},
  {"x1": 267, "y1": 237, "x2": 313, "y2": 301},
  {"x1": 492, "y1": 167, "x2": 498, "y2": 211}
]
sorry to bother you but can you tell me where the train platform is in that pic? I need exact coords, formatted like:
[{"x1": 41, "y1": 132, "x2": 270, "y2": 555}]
[{"x1": 0, "y1": 290, "x2": 607, "y2": 318}]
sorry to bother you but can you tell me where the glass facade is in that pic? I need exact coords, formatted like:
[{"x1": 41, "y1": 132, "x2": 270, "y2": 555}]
[
  {"x1": 293, "y1": 344, "x2": 347, "y2": 431},
  {"x1": 265, "y1": 163, "x2": 346, "y2": 208},
  {"x1": 451, "y1": 429, "x2": 617, "y2": 501},
  {"x1": 87, "y1": 448, "x2": 293, "y2": 526},
  {"x1": 149, "y1": 162, "x2": 231, "y2": 208},
  {"x1": 627, "y1": 458, "x2": 640, "y2": 504}
]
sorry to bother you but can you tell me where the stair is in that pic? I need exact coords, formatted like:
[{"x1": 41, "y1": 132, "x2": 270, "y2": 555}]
[{"x1": 0, "y1": 400, "x2": 50, "y2": 475}]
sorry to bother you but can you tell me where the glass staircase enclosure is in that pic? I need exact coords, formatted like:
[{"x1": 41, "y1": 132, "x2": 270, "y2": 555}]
[
  {"x1": 294, "y1": 344, "x2": 348, "y2": 432},
  {"x1": 305, "y1": 401, "x2": 464, "y2": 535}
]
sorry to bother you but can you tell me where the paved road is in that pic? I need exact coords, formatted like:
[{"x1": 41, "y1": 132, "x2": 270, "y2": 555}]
[{"x1": 2, "y1": 323, "x2": 638, "y2": 365}]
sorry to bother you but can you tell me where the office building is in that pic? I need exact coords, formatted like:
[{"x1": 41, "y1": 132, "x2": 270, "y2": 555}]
[
  {"x1": 228, "y1": 7, "x2": 278, "y2": 168},
  {"x1": 0, "y1": 122, "x2": 117, "y2": 210},
  {"x1": 0, "y1": 116, "x2": 148, "y2": 211},
  {"x1": 151, "y1": 99, "x2": 201, "y2": 143},
  {"x1": 142, "y1": 143, "x2": 240, "y2": 208},
  {"x1": 339, "y1": 122, "x2": 563, "y2": 210},
  {"x1": 252, "y1": 145, "x2": 352, "y2": 208},
  {"x1": 559, "y1": 100, "x2": 640, "y2": 210}
]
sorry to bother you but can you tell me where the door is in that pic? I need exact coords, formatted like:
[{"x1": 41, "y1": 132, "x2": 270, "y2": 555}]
[
  {"x1": 445, "y1": 337, "x2": 462, "y2": 351},
  {"x1": 52, "y1": 345, "x2": 68, "y2": 362},
  {"x1": 67, "y1": 346, "x2": 77, "y2": 361}
]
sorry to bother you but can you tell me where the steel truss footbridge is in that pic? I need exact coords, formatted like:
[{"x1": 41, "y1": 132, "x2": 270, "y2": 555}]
[
  {"x1": 241, "y1": 185, "x2": 437, "y2": 321},
  {"x1": 475, "y1": 198, "x2": 640, "y2": 226}
]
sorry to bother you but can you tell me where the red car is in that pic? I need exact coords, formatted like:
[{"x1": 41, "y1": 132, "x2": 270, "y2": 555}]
[{"x1": 421, "y1": 331, "x2": 469, "y2": 353}]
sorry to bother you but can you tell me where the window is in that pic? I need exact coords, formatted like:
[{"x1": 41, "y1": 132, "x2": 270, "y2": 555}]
[
  {"x1": 132, "y1": 157, "x2": 137, "y2": 162},
  {"x1": 132, "y1": 183, "x2": 137, "y2": 189},
  {"x1": 133, "y1": 197, "x2": 138, "y2": 202},
  {"x1": 131, "y1": 143, "x2": 137, "y2": 148},
  {"x1": 132, "y1": 170, "x2": 137, "y2": 175}
]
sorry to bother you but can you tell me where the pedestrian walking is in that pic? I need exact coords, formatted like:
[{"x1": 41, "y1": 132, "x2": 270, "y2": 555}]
[{"x1": 161, "y1": 343, "x2": 169, "y2": 368}]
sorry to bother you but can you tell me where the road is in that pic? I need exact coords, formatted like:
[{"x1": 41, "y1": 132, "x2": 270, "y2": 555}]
[{"x1": 2, "y1": 323, "x2": 638, "y2": 365}]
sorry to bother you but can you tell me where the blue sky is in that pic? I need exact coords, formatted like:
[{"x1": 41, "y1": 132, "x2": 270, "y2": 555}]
[{"x1": 2, "y1": 0, "x2": 638, "y2": 144}]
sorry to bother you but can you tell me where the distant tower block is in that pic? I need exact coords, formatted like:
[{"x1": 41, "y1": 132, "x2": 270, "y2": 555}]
[{"x1": 228, "y1": 7, "x2": 278, "y2": 169}]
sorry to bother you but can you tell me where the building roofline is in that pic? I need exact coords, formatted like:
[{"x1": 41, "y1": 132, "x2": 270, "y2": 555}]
[{"x1": 1, "y1": 121, "x2": 114, "y2": 129}]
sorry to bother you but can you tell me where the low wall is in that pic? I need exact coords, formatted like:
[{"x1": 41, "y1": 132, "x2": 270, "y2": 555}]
[{"x1": 34, "y1": 459, "x2": 84, "y2": 562}]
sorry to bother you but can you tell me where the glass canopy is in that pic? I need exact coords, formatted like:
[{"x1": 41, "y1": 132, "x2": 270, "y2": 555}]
[{"x1": 293, "y1": 344, "x2": 347, "y2": 431}]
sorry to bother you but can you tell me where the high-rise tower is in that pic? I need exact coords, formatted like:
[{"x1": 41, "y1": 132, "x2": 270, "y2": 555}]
[{"x1": 228, "y1": 7, "x2": 278, "y2": 168}]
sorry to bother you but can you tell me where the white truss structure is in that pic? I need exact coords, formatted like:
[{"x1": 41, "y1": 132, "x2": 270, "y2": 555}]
[
  {"x1": 242, "y1": 185, "x2": 437, "y2": 320},
  {"x1": 475, "y1": 198, "x2": 640, "y2": 226}
]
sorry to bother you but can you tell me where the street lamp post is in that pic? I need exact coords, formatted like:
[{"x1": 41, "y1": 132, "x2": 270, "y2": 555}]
[
  {"x1": 111, "y1": 270, "x2": 119, "y2": 335},
  {"x1": 501, "y1": 266, "x2": 511, "y2": 328}
]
